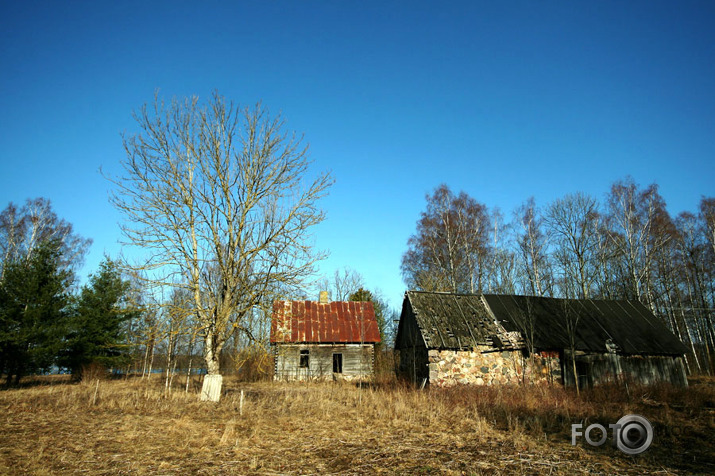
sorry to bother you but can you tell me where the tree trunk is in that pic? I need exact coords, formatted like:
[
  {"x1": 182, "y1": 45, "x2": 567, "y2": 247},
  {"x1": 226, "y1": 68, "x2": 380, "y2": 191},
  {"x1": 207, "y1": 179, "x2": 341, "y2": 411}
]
[
  {"x1": 141, "y1": 343, "x2": 149, "y2": 378},
  {"x1": 164, "y1": 330, "x2": 174, "y2": 394},
  {"x1": 572, "y1": 352, "x2": 580, "y2": 396},
  {"x1": 200, "y1": 331, "x2": 223, "y2": 402},
  {"x1": 185, "y1": 330, "x2": 196, "y2": 393}
]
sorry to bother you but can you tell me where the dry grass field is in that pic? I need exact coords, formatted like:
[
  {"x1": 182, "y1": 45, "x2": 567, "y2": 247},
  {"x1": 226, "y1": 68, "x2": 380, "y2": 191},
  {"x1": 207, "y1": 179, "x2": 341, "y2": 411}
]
[{"x1": 0, "y1": 375, "x2": 713, "y2": 475}]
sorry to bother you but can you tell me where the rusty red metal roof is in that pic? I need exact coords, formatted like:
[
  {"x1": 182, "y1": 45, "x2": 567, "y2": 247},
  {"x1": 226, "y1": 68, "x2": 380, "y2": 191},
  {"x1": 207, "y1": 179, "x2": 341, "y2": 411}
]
[{"x1": 270, "y1": 300, "x2": 381, "y2": 344}]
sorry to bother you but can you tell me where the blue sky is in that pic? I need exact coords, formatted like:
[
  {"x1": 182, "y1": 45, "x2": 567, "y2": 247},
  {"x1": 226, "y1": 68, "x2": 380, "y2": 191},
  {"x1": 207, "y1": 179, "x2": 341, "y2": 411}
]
[{"x1": 1, "y1": 1, "x2": 714, "y2": 310}]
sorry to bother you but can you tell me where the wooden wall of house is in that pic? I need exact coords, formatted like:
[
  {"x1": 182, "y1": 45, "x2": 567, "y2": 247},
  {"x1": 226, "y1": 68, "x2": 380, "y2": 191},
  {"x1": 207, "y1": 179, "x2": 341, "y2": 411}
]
[
  {"x1": 561, "y1": 352, "x2": 688, "y2": 388},
  {"x1": 273, "y1": 343, "x2": 375, "y2": 381}
]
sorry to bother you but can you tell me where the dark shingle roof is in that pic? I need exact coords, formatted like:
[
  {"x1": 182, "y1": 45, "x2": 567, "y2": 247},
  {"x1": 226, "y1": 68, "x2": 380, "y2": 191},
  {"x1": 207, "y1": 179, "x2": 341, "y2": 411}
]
[
  {"x1": 402, "y1": 291, "x2": 521, "y2": 350},
  {"x1": 270, "y1": 300, "x2": 381, "y2": 344},
  {"x1": 401, "y1": 291, "x2": 687, "y2": 355},
  {"x1": 484, "y1": 294, "x2": 687, "y2": 355}
]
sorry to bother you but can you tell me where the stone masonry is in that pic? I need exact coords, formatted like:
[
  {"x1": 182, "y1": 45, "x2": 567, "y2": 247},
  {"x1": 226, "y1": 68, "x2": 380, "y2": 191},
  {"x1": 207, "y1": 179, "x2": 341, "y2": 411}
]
[{"x1": 427, "y1": 346, "x2": 561, "y2": 388}]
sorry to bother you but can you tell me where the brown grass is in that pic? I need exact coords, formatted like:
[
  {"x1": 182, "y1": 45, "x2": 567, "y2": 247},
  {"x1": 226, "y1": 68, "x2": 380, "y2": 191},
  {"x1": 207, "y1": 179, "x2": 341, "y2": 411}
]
[{"x1": 0, "y1": 375, "x2": 713, "y2": 475}]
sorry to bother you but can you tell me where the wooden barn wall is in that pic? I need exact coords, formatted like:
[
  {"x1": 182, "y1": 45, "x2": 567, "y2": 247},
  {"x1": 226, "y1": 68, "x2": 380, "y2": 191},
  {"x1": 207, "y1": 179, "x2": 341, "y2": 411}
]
[
  {"x1": 273, "y1": 343, "x2": 375, "y2": 381},
  {"x1": 620, "y1": 355, "x2": 688, "y2": 386},
  {"x1": 561, "y1": 353, "x2": 688, "y2": 388},
  {"x1": 396, "y1": 300, "x2": 430, "y2": 385},
  {"x1": 398, "y1": 342, "x2": 430, "y2": 385}
]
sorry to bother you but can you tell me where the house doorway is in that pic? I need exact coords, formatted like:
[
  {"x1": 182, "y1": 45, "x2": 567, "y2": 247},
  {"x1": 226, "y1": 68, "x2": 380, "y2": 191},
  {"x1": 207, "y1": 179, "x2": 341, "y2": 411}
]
[
  {"x1": 575, "y1": 360, "x2": 593, "y2": 389},
  {"x1": 333, "y1": 353, "x2": 343, "y2": 374}
]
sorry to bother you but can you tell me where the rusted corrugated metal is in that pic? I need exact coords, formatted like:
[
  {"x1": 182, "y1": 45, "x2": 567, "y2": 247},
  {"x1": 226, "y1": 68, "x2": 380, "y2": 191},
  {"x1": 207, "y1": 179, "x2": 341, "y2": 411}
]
[{"x1": 271, "y1": 300, "x2": 381, "y2": 344}]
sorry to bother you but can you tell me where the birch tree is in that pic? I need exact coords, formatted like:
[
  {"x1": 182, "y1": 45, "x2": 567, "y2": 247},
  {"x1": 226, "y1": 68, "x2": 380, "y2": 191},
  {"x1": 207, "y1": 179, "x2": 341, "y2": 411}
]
[
  {"x1": 606, "y1": 177, "x2": 671, "y2": 307},
  {"x1": 487, "y1": 208, "x2": 516, "y2": 294},
  {"x1": 545, "y1": 193, "x2": 600, "y2": 299},
  {"x1": 555, "y1": 299, "x2": 584, "y2": 394},
  {"x1": 701, "y1": 198, "x2": 715, "y2": 261},
  {"x1": 514, "y1": 198, "x2": 551, "y2": 296},
  {"x1": 674, "y1": 212, "x2": 715, "y2": 373},
  {"x1": 108, "y1": 92, "x2": 332, "y2": 401},
  {"x1": 401, "y1": 185, "x2": 491, "y2": 293},
  {"x1": 0, "y1": 198, "x2": 91, "y2": 280}
]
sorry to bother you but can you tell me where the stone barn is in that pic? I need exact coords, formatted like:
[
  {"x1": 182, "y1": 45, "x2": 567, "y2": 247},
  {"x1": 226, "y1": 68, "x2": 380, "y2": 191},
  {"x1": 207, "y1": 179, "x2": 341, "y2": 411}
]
[
  {"x1": 395, "y1": 291, "x2": 688, "y2": 388},
  {"x1": 271, "y1": 292, "x2": 381, "y2": 381}
]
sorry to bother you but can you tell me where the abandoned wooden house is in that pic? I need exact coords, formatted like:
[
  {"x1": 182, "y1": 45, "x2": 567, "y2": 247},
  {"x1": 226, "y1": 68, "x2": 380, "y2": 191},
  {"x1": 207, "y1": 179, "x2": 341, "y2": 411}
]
[
  {"x1": 395, "y1": 291, "x2": 688, "y2": 388},
  {"x1": 270, "y1": 292, "x2": 381, "y2": 381}
]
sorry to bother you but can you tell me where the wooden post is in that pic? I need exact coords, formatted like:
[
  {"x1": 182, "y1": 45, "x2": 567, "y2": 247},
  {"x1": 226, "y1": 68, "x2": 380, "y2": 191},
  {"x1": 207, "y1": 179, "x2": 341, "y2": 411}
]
[{"x1": 92, "y1": 379, "x2": 100, "y2": 405}]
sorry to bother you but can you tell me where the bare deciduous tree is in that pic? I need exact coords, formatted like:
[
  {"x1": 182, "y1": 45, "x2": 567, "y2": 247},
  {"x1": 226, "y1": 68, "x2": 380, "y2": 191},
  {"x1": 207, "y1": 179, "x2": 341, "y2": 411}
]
[
  {"x1": 514, "y1": 198, "x2": 551, "y2": 296},
  {"x1": 317, "y1": 267, "x2": 365, "y2": 301},
  {"x1": 0, "y1": 198, "x2": 91, "y2": 280},
  {"x1": 606, "y1": 177, "x2": 672, "y2": 308},
  {"x1": 700, "y1": 198, "x2": 715, "y2": 260},
  {"x1": 560, "y1": 299, "x2": 583, "y2": 395},
  {"x1": 401, "y1": 185, "x2": 491, "y2": 294},
  {"x1": 674, "y1": 212, "x2": 715, "y2": 373},
  {"x1": 510, "y1": 297, "x2": 537, "y2": 383},
  {"x1": 545, "y1": 193, "x2": 600, "y2": 299},
  {"x1": 487, "y1": 208, "x2": 516, "y2": 294},
  {"x1": 108, "y1": 92, "x2": 332, "y2": 401},
  {"x1": 164, "y1": 287, "x2": 194, "y2": 394}
]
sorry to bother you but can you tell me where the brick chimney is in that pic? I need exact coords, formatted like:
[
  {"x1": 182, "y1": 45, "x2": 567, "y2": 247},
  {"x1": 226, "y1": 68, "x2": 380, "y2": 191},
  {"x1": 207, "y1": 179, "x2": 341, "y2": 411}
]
[{"x1": 319, "y1": 290, "x2": 329, "y2": 304}]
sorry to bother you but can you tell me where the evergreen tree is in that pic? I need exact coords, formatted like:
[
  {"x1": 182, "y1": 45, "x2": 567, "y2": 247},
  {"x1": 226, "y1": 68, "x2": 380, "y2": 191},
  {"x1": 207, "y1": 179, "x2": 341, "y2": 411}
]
[
  {"x1": 0, "y1": 240, "x2": 70, "y2": 385},
  {"x1": 348, "y1": 287, "x2": 388, "y2": 347},
  {"x1": 60, "y1": 258, "x2": 135, "y2": 380}
]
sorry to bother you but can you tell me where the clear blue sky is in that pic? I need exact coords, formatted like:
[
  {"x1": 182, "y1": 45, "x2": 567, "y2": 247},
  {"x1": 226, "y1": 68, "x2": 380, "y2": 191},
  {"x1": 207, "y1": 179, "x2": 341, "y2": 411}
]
[{"x1": 1, "y1": 1, "x2": 714, "y2": 311}]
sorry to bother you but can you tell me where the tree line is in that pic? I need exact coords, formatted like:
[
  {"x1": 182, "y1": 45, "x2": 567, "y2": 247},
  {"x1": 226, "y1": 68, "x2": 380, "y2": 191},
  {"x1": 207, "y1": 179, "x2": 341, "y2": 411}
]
[
  {"x1": 401, "y1": 181, "x2": 715, "y2": 375},
  {"x1": 0, "y1": 198, "x2": 135, "y2": 384}
]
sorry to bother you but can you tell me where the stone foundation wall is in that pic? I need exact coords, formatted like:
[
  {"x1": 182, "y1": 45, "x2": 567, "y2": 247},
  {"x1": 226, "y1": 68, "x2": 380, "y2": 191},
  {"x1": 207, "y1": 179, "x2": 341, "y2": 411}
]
[{"x1": 428, "y1": 347, "x2": 561, "y2": 388}]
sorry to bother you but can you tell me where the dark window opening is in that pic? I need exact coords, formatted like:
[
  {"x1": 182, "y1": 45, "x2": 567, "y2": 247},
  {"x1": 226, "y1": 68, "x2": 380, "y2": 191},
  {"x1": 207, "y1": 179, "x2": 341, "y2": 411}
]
[
  {"x1": 333, "y1": 353, "x2": 343, "y2": 373},
  {"x1": 299, "y1": 349, "x2": 309, "y2": 368}
]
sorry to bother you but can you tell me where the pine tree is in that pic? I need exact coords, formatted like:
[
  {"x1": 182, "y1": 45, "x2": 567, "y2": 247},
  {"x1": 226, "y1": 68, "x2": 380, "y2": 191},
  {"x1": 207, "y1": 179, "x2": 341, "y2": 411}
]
[
  {"x1": 60, "y1": 258, "x2": 135, "y2": 380},
  {"x1": 0, "y1": 240, "x2": 70, "y2": 385},
  {"x1": 348, "y1": 288, "x2": 387, "y2": 347}
]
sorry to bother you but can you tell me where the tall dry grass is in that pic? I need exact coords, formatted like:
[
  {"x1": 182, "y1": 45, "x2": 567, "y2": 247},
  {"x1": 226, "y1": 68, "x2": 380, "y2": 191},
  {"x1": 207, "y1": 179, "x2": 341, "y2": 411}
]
[{"x1": 0, "y1": 375, "x2": 712, "y2": 474}]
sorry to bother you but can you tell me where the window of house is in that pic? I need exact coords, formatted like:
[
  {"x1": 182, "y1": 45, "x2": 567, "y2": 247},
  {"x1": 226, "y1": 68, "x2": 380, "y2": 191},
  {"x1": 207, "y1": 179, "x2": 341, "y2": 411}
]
[
  {"x1": 299, "y1": 349, "x2": 309, "y2": 368},
  {"x1": 333, "y1": 353, "x2": 343, "y2": 373}
]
